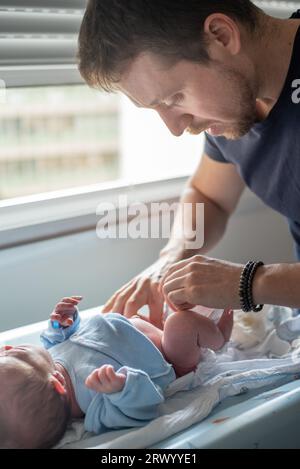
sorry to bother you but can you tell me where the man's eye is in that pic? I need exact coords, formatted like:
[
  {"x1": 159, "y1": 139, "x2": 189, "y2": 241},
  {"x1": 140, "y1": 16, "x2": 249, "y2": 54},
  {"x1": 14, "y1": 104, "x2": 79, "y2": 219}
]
[
  {"x1": 163, "y1": 94, "x2": 183, "y2": 108},
  {"x1": 173, "y1": 94, "x2": 183, "y2": 105}
]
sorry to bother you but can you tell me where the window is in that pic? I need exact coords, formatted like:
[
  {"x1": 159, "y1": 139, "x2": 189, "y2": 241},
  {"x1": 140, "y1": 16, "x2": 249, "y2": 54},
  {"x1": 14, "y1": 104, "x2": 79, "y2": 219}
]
[
  {"x1": 0, "y1": 85, "x2": 120, "y2": 200},
  {"x1": 1, "y1": 0, "x2": 298, "y2": 204},
  {"x1": 0, "y1": 84, "x2": 202, "y2": 203},
  {"x1": 255, "y1": 1, "x2": 300, "y2": 17}
]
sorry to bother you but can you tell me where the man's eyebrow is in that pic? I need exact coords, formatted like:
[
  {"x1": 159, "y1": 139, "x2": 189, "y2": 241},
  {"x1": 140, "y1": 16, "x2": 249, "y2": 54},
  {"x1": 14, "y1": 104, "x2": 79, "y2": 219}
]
[{"x1": 130, "y1": 90, "x2": 180, "y2": 108}]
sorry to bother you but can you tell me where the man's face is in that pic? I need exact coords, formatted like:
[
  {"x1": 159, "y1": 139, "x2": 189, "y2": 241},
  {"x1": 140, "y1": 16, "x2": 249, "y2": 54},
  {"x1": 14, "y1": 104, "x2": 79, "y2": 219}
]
[{"x1": 119, "y1": 52, "x2": 258, "y2": 140}]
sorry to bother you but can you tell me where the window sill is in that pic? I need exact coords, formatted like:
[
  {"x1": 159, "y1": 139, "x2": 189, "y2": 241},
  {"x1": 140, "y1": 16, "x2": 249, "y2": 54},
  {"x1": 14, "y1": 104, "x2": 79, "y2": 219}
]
[
  {"x1": 0, "y1": 176, "x2": 189, "y2": 249},
  {"x1": 0, "y1": 174, "x2": 264, "y2": 250}
]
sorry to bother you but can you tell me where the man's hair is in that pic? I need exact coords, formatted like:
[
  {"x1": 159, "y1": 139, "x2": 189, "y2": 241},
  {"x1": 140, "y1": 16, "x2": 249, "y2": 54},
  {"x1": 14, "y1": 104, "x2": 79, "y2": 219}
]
[
  {"x1": 0, "y1": 366, "x2": 70, "y2": 449},
  {"x1": 78, "y1": 0, "x2": 261, "y2": 92}
]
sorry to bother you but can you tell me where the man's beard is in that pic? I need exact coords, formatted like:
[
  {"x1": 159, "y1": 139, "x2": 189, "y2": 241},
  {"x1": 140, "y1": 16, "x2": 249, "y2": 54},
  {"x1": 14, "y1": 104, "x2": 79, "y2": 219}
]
[{"x1": 187, "y1": 67, "x2": 258, "y2": 140}]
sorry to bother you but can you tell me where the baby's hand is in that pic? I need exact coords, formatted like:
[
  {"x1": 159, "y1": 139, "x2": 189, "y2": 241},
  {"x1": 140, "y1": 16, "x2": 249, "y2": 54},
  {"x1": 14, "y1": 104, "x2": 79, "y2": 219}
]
[
  {"x1": 50, "y1": 296, "x2": 82, "y2": 327},
  {"x1": 85, "y1": 365, "x2": 126, "y2": 394}
]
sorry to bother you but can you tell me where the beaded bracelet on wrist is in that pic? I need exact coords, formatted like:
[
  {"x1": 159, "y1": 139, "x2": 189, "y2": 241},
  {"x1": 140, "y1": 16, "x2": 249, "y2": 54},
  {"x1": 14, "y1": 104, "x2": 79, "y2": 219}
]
[{"x1": 239, "y1": 261, "x2": 264, "y2": 313}]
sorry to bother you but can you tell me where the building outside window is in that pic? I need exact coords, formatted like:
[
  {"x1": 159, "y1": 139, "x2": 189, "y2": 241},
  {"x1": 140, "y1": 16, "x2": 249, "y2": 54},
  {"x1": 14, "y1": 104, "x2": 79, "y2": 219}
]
[{"x1": 0, "y1": 85, "x2": 120, "y2": 200}]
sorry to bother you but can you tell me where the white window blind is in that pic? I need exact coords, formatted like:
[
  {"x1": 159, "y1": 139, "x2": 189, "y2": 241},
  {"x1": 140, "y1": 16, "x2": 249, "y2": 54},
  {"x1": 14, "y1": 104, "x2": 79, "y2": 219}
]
[
  {"x1": 0, "y1": 1, "x2": 87, "y2": 87},
  {"x1": 255, "y1": 1, "x2": 300, "y2": 17},
  {"x1": 0, "y1": 1, "x2": 299, "y2": 87}
]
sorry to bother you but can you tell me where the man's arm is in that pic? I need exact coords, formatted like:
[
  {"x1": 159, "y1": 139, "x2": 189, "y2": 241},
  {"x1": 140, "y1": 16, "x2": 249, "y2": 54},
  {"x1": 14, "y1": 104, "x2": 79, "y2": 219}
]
[
  {"x1": 159, "y1": 153, "x2": 246, "y2": 263},
  {"x1": 160, "y1": 157, "x2": 300, "y2": 311},
  {"x1": 254, "y1": 263, "x2": 300, "y2": 308},
  {"x1": 102, "y1": 153, "x2": 245, "y2": 322}
]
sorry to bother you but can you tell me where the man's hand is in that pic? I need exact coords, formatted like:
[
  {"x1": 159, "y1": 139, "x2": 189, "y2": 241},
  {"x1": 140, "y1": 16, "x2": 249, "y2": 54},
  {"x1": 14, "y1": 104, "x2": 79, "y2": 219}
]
[
  {"x1": 85, "y1": 365, "x2": 126, "y2": 394},
  {"x1": 50, "y1": 296, "x2": 82, "y2": 327},
  {"x1": 102, "y1": 259, "x2": 171, "y2": 329},
  {"x1": 161, "y1": 255, "x2": 243, "y2": 310}
]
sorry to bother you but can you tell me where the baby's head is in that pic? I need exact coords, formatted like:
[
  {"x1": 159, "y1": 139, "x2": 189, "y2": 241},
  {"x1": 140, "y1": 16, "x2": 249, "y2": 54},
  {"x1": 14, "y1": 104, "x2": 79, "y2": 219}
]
[{"x1": 0, "y1": 344, "x2": 70, "y2": 448}]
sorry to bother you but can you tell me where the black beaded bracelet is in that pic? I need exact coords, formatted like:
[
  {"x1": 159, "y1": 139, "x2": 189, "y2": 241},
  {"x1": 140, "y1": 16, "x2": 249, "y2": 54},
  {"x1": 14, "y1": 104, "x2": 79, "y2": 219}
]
[
  {"x1": 239, "y1": 261, "x2": 264, "y2": 312},
  {"x1": 239, "y1": 261, "x2": 254, "y2": 312},
  {"x1": 247, "y1": 261, "x2": 264, "y2": 312}
]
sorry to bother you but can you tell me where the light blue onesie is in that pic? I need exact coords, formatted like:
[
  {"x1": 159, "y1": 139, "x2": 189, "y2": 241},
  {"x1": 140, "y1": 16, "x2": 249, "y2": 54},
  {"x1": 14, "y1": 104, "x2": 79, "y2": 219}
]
[{"x1": 40, "y1": 313, "x2": 176, "y2": 434}]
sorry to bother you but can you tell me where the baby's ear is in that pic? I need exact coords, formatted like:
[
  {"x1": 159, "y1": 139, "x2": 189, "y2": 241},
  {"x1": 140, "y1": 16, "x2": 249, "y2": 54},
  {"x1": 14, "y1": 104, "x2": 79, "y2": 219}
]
[{"x1": 49, "y1": 372, "x2": 67, "y2": 395}]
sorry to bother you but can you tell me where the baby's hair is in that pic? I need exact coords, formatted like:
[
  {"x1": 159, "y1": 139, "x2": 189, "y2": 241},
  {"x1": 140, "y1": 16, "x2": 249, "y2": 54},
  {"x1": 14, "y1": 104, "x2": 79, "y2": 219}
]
[{"x1": 0, "y1": 365, "x2": 71, "y2": 449}]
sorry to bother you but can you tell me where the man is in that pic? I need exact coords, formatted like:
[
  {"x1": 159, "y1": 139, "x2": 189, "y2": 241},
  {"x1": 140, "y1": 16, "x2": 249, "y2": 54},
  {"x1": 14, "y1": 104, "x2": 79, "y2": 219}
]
[{"x1": 78, "y1": 1, "x2": 300, "y2": 328}]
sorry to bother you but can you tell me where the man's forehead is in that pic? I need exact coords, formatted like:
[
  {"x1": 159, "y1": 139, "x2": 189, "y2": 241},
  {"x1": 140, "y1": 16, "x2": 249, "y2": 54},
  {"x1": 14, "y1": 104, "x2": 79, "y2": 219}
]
[{"x1": 119, "y1": 52, "x2": 184, "y2": 108}]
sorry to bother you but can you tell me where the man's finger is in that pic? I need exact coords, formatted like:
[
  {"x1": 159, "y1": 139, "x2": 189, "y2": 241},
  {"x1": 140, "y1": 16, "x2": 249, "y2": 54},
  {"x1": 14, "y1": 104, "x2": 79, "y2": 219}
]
[
  {"x1": 111, "y1": 283, "x2": 138, "y2": 315},
  {"x1": 161, "y1": 265, "x2": 192, "y2": 289},
  {"x1": 164, "y1": 295, "x2": 193, "y2": 312},
  {"x1": 160, "y1": 259, "x2": 191, "y2": 285},
  {"x1": 123, "y1": 293, "x2": 145, "y2": 318},
  {"x1": 162, "y1": 275, "x2": 186, "y2": 295},
  {"x1": 102, "y1": 280, "x2": 136, "y2": 313},
  {"x1": 168, "y1": 288, "x2": 187, "y2": 307},
  {"x1": 148, "y1": 289, "x2": 164, "y2": 328}
]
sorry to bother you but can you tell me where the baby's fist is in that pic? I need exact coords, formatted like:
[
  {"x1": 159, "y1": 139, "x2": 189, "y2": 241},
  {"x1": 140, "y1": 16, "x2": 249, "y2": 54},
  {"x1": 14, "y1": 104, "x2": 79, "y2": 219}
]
[
  {"x1": 50, "y1": 296, "x2": 82, "y2": 327},
  {"x1": 85, "y1": 365, "x2": 126, "y2": 394}
]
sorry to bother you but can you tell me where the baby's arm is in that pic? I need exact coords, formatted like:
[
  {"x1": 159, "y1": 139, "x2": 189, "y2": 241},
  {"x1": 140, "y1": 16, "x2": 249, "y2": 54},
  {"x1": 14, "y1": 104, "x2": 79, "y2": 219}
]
[
  {"x1": 84, "y1": 365, "x2": 165, "y2": 433},
  {"x1": 40, "y1": 296, "x2": 82, "y2": 349},
  {"x1": 50, "y1": 296, "x2": 82, "y2": 328},
  {"x1": 86, "y1": 365, "x2": 126, "y2": 394}
]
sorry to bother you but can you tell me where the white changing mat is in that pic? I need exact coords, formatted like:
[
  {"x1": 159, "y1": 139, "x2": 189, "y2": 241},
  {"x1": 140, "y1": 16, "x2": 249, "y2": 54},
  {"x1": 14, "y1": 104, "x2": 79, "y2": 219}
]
[
  {"x1": 1, "y1": 305, "x2": 300, "y2": 449},
  {"x1": 54, "y1": 305, "x2": 300, "y2": 449}
]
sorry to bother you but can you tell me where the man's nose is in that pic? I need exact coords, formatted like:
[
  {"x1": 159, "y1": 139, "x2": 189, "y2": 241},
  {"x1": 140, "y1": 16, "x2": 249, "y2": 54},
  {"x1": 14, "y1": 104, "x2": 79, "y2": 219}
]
[{"x1": 157, "y1": 108, "x2": 193, "y2": 137}]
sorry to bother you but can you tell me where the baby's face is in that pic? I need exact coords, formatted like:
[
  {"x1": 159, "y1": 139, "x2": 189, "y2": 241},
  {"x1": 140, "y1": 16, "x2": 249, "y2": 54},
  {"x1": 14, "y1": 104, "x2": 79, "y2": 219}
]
[{"x1": 0, "y1": 344, "x2": 55, "y2": 382}]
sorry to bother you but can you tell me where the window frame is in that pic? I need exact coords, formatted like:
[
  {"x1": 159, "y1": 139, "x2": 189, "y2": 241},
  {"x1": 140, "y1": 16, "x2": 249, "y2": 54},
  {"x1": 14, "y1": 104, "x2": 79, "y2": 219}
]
[{"x1": 0, "y1": 175, "x2": 190, "y2": 249}]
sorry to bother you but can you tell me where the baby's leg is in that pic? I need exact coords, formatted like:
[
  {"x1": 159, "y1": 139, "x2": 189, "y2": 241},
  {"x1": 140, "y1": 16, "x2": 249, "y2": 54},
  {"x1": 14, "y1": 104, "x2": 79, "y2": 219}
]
[{"x1": 161, "y1": 309, "x2": 233, "y2": 377}]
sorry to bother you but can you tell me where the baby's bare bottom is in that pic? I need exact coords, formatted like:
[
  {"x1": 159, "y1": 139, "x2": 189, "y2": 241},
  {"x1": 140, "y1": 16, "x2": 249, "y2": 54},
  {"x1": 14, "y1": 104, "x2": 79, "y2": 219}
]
[
  {"x1": 129, "y1": 316, "x2": 164, "y2": 353},
  {"x1": 130, "y1": 310, "x2": 232, "y2": 378}
]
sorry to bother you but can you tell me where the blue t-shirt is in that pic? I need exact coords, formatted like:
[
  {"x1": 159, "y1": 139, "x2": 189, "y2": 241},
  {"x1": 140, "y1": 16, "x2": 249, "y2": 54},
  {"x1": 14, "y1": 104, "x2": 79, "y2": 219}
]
[{"x1": 204, "y1": 11, "x2": 300, "y2": 259}]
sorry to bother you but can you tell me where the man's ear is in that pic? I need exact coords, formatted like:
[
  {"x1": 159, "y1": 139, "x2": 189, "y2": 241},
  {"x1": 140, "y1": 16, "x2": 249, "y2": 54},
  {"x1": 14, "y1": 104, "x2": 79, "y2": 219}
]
[
  {"x1": 49, "y1": 371, "x2": 67, "y2": 395},
  {"x1": 204, "y1": 13, "x2": 242, "y2": 58}
]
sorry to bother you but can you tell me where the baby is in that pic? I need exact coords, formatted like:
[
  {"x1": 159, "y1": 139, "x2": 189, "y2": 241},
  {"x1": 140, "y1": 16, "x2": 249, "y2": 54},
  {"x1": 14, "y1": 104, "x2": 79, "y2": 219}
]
[{"x1": 0, "y1": 296, "x2": 233, "y2": 448}]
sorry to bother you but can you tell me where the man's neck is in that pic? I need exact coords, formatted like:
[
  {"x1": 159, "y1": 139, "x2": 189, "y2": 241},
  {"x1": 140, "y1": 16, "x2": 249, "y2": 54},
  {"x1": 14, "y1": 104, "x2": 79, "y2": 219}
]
[
  {"x1": 54, "y1": 362, "x2": 84, "y2": 418},
  {"x1": 254, "y1": 15, "x2": 300, "y2": 118}
]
